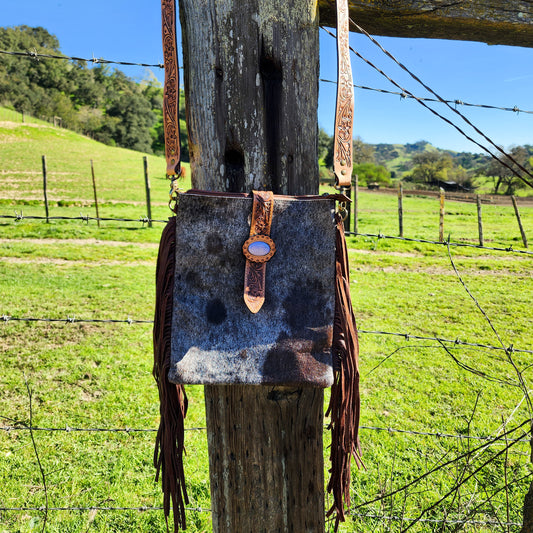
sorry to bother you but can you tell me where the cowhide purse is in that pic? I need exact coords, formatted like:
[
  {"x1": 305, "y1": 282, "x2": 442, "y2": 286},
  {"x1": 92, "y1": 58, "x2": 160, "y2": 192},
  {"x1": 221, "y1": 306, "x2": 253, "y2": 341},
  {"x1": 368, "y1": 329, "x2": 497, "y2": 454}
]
[{"x1": 153, "y1": 0, "x2": 361, "y2": 531}]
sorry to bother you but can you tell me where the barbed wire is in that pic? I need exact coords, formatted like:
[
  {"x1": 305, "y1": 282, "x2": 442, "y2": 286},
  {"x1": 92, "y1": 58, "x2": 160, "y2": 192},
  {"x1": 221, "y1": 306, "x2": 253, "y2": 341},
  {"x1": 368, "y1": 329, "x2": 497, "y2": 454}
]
[
  {"x1": 1, "y1": 422, "x2": 529, "y2": 443},
  {"x1": 0, "y1": 214, "x2": 168, "y2": 224},
  {"x1": 358, "y1": 329, "x2": 533, "y2": 354},
  {"x1": 319, "y1": 77, "x2": 533, "y2": 116},
  {"x1": 348, "y1": 231, "x2": 533, "y2": 256},
  {"x1": 2, "y1": 314, "x2": 531, "y2": 354},
  {"x1": 345, "y1": 18, "x2": 533, "y2": 185},
  {"x1": 1, "y1": 316, "x2": 153, "y2": 325},
  {"x1": 0, "y1": 505, "x2": 210, "y2": 513},
  {"x1": 0, "y1": 505, "x2": 522, "y2": 527},
  {"x1": 351, "y1": 511, "x2": 521, "y2": 527},
  {"x1": 1, "y1": 47, "x2": 531, "y2": 116},
  {"x1": 0, "y1": 49, "x2": 164, "y2": 69},
  {"x1": 1, "y1": 213, "x2": 530, "y2": 257},
  {"x1": 345, "y1": 19, "x2": 533, "y2": 190}
]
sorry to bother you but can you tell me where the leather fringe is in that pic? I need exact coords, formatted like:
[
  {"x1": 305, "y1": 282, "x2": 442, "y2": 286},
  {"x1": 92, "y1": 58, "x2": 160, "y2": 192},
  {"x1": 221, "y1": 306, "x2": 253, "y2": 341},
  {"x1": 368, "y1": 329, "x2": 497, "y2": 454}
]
[
  {"x1": 153, "y1": 216, "x2": 189, "y2": 532},
  {"x1": 327, "y1": 214, "x2": 362, "y2": 531}
]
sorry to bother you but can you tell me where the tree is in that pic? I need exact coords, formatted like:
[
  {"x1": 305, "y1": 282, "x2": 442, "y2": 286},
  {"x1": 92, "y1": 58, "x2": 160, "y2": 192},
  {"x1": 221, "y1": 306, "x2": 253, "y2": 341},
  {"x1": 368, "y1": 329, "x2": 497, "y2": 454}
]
[
  {"x1": 353, "y1": 136, "x2": 375, "y2": 164},
  {"x1": 410, "y1": 151, "x2": 453, "y2": 185},
  {"x1": 353, "y1": 162, "x2": 391, "y2": 186},
  {"x1": 482, "y1": 145, "x2": 532, "y2": 195},
  {"x1": 0, "y1": 26, "x2": 182, "y2": 155},
  {"x1": 318, "y1": 127, "x2": 332, "y2": 162}
]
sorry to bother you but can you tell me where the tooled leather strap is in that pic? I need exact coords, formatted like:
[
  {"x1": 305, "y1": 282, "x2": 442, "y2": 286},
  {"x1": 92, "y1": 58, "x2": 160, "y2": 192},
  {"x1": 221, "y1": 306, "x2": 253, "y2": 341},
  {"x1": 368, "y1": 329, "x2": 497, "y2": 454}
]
[
  {"x1": 162, "y1": 0, "x2": 181, "y2": 176},
  {"x1": 333, "y1": 0, "x2": 354, "y2": 189},
  {"x1": 243, "y1": 191, "x2": 276, "y2": 314}
]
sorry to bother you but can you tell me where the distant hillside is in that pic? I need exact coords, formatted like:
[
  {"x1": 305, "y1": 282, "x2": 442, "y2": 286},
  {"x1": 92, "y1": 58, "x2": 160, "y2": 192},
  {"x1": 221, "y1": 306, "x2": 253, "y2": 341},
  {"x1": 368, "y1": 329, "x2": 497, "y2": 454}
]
[{"x1": 372, "y1": 140, "x2": 490, "y2": 180}]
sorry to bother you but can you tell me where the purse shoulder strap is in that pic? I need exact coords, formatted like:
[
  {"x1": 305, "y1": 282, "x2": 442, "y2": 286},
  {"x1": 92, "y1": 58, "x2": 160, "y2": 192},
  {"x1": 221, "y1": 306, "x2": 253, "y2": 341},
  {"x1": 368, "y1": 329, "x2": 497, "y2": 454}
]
[
  {"x1": 161, "y1": 0, "x2": 354, "y2": 188},
  {"x1": 162, "y1": 0, "x2": 181, "y2": 177},
  {"x1": 333, "y1": 0, "x2": 354, "y2": 189}
]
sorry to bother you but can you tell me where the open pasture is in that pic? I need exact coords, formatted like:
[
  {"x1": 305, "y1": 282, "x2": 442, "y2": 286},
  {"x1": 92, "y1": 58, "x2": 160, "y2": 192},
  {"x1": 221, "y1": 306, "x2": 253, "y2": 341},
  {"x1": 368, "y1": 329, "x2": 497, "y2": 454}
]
[{"x1": 1, "y1": 120, "x2": 532, "y2": 532}]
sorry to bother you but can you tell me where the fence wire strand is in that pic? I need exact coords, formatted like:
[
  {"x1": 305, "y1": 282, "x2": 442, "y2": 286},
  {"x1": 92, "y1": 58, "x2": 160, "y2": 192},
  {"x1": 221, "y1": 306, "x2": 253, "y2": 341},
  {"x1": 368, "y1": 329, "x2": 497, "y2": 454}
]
[
  {"x1": 0, "y1": 505, "x2": 210, "y2": 513},
  {"x1": 0, "y1": 48, "x2": 164, "y2": 69},
  {"x1": 1, "y1": 422, "x2": 529, "y2": 443},
  {"x1": 2, "y1": 47, "x2": 531, "y2": 116},
  {"x1": 321, "y1": 25, "x2": 533, "y2": 191},
  {"x1": 348, "y1": 231, "x2": 533, "y2": 256},
  {"x1": 2, "y1": 314, "x2": 531, "y2": 354},
  {"x1": 345, "y1": 19, "x2": 533, "y2": 189},
  {"x1": 319, "y1": 77, "x2": 533, "y2": 116},
  {"x1": 0, "y1": 214, "x2": 168, "y2": 224},
  {"x1": 1, "y1": 28, "x2": 532, "y2": 533},
  {"x1": 1, "y1": 213, "x2": 530, "y2": 256}
]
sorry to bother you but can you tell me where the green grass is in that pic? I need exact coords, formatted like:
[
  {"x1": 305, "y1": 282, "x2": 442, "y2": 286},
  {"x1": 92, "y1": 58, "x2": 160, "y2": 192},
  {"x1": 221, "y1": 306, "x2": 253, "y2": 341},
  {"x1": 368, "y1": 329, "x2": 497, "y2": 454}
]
[{"x1": 1, "y1": 119, "x2": 533, "y2": 532}]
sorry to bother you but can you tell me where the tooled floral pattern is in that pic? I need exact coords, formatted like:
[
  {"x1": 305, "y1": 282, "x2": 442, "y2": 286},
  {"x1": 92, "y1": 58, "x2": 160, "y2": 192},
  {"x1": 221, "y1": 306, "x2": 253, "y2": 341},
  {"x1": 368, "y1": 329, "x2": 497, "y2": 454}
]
[
  {"x1": 251, "y1": 191, "x2": 274, "y2": 236},
  {"x1": 245, "y1": 261, "x2": 265, "y2": 299},
  {"x1": 162, "y1": 0, "x2": 180, "y2": 175},
  {"x1": 333, "y1": 0, "x2": 353, "y2": 174}
]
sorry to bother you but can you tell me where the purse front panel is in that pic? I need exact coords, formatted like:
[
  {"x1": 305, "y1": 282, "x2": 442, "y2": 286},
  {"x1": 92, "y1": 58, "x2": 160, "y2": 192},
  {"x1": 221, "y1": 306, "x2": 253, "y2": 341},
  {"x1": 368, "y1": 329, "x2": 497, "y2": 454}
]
[{"x1": 169, "y1": 192, "x2": 336, "y2": 386}]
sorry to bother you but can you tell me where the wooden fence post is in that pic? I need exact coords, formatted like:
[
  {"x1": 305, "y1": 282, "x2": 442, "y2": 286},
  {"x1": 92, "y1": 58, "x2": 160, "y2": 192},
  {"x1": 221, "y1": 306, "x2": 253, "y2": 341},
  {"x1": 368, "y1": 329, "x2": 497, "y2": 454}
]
[
  {"x1": 41, "y1": 155, "x2": 50, "y2": 223},
  {"x1": 179, "y1": 0, "x2": 324, "y2": 530},
  {"x1": 143, "y1": 156, "x2": 152, "y2": 228},
  {"x1": 511, "y1": 195, "x2": 528, "y2": 248},
  {"x1": 439, "y1": 187, "x2": 445, "y2": 242},
  {"x1": 353, "y1": 173, "x2": 359, "y2": 235},
  {"x1": 476, "y1": 194, "x2": 483, "y2": 247},
  {"x1": 398, "y1": 182, "x2": 404, "y2": 237},
  {"x1": 344, "y1": 184, "x2": 352, "y2": 233},
  {"x1": 90, "y1": 160, "x2": 101, "y2": 228}
]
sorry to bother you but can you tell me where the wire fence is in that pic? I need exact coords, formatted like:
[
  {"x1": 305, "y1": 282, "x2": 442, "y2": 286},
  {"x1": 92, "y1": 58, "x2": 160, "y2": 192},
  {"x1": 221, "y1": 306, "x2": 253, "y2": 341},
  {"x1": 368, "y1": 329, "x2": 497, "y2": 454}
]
[
  {"x1": 2, "y1": 47, "x2": 532, "y2": 116},
  {"x1": 1, "y1": 421, "x2": 529, "y2": 443},
  {"x1": 2, "y1": 315, "x2": 531, "y2": 355},
  {"x1": 0, "y1": 206, "x2": 531, "y2": 255}
]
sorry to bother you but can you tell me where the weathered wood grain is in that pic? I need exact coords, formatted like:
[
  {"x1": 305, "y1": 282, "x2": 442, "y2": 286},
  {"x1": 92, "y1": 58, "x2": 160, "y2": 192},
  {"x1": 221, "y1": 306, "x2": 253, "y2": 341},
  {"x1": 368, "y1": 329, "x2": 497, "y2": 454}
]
[
  {"x1": 180, "y1": 0, "x2": 320, "y2": 196},
  {"x1": 205, "y1": 385, "x2": 325, "y2": 532},
  {"x1": 178, "y1": 0, "x2": 325, "y2": 531},
  {"x1": 318, "y1": 0, "x2": 533, "y2": 47}
]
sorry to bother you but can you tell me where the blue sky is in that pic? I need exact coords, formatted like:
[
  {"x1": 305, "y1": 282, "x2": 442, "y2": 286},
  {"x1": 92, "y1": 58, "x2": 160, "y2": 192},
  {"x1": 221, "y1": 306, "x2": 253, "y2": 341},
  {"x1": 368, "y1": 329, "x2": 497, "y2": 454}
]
[{"x1": 3, "y1": 0, "x2": 532, "y2": 153}]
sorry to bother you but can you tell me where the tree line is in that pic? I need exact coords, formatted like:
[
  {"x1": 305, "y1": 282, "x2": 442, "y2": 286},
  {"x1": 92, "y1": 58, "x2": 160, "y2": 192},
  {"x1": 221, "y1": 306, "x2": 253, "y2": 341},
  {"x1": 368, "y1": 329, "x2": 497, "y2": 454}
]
[{"x1": 0, "y1": 25, "x2": 188, "y2": 159}]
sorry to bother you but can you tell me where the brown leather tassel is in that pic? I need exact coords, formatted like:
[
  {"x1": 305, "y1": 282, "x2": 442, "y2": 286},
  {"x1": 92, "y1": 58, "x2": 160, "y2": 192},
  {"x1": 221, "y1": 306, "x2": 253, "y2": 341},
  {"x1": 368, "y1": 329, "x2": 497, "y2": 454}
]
[
  {"x1": 153, "y1": 216, "x2": 189, "y2": 532},
  {"x1": 326, "y1": 214, "x2": 362, "y2": 531}
]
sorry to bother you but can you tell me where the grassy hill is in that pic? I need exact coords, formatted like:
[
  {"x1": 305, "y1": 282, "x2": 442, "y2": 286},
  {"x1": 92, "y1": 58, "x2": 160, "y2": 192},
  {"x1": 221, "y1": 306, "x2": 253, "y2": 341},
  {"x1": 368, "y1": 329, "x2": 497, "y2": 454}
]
[
  {"x1": 0, "y1": 111, "x2": 170, "y2": 206},
  {"x1": 371, "y1": 139, "x2": 491, "y2": 180}
]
